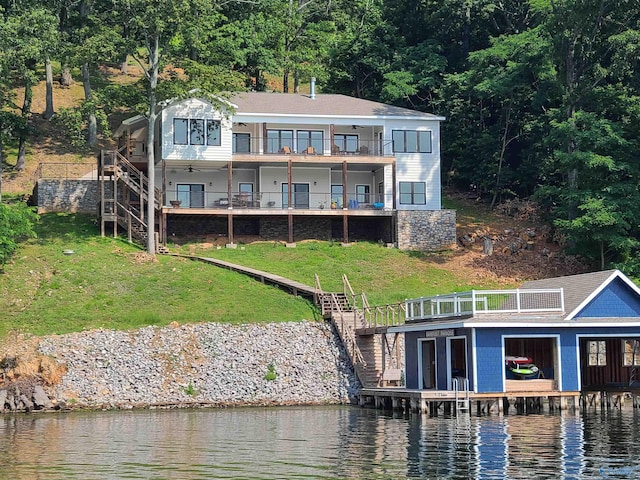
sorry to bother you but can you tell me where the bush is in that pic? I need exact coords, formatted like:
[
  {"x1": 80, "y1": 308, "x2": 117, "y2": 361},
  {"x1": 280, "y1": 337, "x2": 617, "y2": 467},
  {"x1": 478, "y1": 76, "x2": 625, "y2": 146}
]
[{"x1": 0, "y1": 202, "x2": 38, "y2": 265}]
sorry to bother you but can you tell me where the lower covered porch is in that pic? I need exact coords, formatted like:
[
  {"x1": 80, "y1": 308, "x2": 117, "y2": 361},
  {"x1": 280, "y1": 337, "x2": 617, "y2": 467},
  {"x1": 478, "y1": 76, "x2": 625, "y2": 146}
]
[{"x1": 160, "y1": 208, "x2": 396, "y2": 245}]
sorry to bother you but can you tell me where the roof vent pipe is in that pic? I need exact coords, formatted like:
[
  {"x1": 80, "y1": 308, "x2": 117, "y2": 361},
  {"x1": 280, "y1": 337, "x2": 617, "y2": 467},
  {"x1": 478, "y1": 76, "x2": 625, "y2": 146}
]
[{"x1": 310, "y1": 77, "x2": 316, "y2": 100}]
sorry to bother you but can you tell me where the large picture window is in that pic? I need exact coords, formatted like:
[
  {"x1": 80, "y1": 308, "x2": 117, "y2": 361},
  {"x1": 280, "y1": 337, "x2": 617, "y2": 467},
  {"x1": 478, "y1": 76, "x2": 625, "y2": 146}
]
[
  {"x1": 399, "y1": 182, "x2": 426, "y2": 204},
  {"x1": 588, "y1": 340, "x2": 607, "y2": 366},
  {"x1": 174, "y1": 118, "x2": 221, "y2": 146},
  {"x1": 392, "y1": 130, "x2": 432, "y2": 153},
  {"x1": 297, "y1": 130, "x2": 323, "y2": 154},
  {"x1": 267, "y1": 130, "x2": 293, "y2": 153},
  {"x1": 334, "y1": 134, "x2": 358, "y2": 153}
]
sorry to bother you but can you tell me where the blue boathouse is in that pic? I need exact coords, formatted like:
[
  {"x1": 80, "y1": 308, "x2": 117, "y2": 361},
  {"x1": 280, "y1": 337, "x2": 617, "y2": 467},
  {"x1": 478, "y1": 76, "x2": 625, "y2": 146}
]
[{"x1": 380, "y1": 269, "x2": 640, "y2": 411}]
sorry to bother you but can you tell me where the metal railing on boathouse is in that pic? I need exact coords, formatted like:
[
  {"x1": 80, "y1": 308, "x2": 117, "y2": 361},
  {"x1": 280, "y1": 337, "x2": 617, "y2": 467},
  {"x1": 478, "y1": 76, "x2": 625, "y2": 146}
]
[{"x1": 405, "y1": 288, "x2": 565, "y2": 321}]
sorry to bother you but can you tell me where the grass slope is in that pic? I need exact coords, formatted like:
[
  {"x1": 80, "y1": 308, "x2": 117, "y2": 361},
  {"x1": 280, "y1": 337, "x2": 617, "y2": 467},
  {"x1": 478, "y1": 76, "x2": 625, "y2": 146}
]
[
  {"x1": 0, "y1": 213, "x2": 512, "y2": 340},
  {"x1": 0, "y1": 214, "x2": 316, "y2": 338}
]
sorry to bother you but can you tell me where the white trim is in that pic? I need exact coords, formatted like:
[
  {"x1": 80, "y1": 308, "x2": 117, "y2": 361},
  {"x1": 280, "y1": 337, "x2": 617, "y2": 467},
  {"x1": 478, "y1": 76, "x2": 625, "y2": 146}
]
[
  {"x1": 575, "y1": 332, "x2": 640, "y2": 391},
  {"x1": 417, "y1": 338, "x2": 437, "y2": 389},
  {"x1": 389, "y1": 320, "x2": 640, "y2": 333},
  {"x1": 566, "y1": 270, "x2": 640, "y2": 320},
  {"x1": 235, "y1": 112, "x2": 446, "y2": 122},
  {"x1": 502, "y1": 334, "x2": 562, "y2": 392},
  {"x1": 471, "y1": 328, "x2": 478, "y2": 393},
  {"x1": 446, "y1": 336, "x2": 467, "y2": 391}
]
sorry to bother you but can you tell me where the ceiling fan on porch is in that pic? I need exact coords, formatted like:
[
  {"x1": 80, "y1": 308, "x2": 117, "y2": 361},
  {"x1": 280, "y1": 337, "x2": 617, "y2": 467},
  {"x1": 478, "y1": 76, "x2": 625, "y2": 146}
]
[{"x1": 184, "y1": 165, "x2": 201, "y2": 173}]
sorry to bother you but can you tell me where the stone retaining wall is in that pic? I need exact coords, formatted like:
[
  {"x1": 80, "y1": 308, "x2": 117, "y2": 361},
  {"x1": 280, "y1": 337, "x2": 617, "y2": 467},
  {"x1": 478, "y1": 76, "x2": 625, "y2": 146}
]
[
  {"x1": 396, "y1": 209, "x2": 457, "y2": 251},
  {"x1": 30, "y1": 321, "x2": 358, "y2": 410},
  {"x1": 34, "y1": 179, "x2": 105, "y2": 214}
]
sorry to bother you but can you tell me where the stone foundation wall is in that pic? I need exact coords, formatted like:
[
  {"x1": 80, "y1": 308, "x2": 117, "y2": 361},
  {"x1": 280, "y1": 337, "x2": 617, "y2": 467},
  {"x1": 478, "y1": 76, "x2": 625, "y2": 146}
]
[
  {"x1": 396, "y1": 209, "x2": 456, "y2": 251},
  {"x1": 259, "y1": 216, "x2": 332, "y2": 241},
  {"x1": 34, "y1": 180, "x2": 105, "y2": 215}
]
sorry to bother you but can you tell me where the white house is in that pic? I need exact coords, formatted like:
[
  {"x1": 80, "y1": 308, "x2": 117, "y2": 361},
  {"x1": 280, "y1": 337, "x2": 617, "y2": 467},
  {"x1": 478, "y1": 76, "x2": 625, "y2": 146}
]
[{"x1": 106, "y1": 85, "x2": 455, "y2": 250}]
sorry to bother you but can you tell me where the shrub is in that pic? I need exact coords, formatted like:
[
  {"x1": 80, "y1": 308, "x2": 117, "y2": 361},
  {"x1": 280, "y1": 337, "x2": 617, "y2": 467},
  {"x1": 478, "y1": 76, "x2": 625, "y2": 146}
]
[{"x1": 0, "y1": 202, "x2": 38, "y2": 265}]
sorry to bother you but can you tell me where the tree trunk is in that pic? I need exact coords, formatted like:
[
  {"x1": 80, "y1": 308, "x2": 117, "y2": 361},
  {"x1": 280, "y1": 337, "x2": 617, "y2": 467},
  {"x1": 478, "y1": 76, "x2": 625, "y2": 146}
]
[
  {"x1": 43, "y1": 57, "x2": 55, "y2": 120},
  {"x1": 146, "y1": 33, "x2": 160, "y2": 255},
  {"x1": 293, "y1": 71, "x2": 300, "y2": 94},
  {"x1": 82, "y1": 63, "x2": 97, "y2": 146},
  {"x1": 60, "y1": 65, "x2": 73, "y2": 87},
  {"x1": 283, "y1": 69, "x2": 289, "y2": 93},
  {"x1": 16, "y1": 77, "x2": 33, "y2": 171}
]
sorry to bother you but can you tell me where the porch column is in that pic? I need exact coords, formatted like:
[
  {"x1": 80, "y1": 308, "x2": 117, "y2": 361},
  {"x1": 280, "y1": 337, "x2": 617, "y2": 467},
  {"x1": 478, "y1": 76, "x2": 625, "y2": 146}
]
[
  {"x1": 342, "y1": 160, "x2": 349, "y2": 243},
  {"x1": 262, "y1": 122, "x2": 268, "y2": 153},
  {"x1": 227, "y1": 160, "x2": 234, "y2": 244},
  {"x1": 330, "y1": 124, "x2": 335, "y2": 155},
  {"x1": 287, "y1": 159, "x2": 293, "y2": 243}
]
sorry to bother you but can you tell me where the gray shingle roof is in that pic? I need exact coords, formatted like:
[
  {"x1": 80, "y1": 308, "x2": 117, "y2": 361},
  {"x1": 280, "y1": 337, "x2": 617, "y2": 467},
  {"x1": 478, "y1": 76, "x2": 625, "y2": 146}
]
[
  {"x1": 229, "y1": 92, "x2": 444, "y2": 120},
  {"x1": 521, "y1": 270, "x2": 618, "y2": 318}
]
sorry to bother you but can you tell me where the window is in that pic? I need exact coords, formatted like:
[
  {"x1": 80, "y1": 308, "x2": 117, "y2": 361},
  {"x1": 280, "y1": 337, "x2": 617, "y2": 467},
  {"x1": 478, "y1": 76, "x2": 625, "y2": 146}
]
[
  {"x1": 392, "y1": 130, "x2": 432, "y2": 153},
  {"x1": 190, "y1": 119, "x2": 205, "y2": 145},
  {"x1": 267, "y1": 130, "x2": 293, "y2": 153},
  {"x1": 356, "y1": 185, "x2": 370, "y2": 204},
  {"x1": 399, "y1": 182, "x2": 426, "y2": 205},
  {"x1": 239, "y1": 183, "x2": 253, "y2": 194},
  {"x1": 233, "y1": 133, "x2": 250, "y2": 153},
  {"x1": 297, "y1": 130, "x2": 323, "y2": 154},
  {"x1": 174, "y1": 118, "x2": 221, "y2": 146},
  {"x1": 334, "y1": 134, "x2": 358, "y2": 153},
  {"x1": 174, "y1": 118, "x2": 189, "y2": 145},
  {"x1": 207, "y1": 120, "x2": 221, "y2": 146},
  {"x1": 588, "y1": 340, "x2": 607, "y2": 366},
  {"x1": 623, "y1": 340, "x2": 640, "y2": 366}
]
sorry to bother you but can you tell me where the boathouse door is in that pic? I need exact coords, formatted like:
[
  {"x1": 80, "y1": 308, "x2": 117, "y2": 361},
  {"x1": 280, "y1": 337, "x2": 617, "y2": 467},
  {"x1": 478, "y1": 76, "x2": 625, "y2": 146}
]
[
  {"x1": 447, "y1": 337, "x2": 467, "y2": 389},
  {"x1": 419, "y1": 339, "x2": 436, "y2": 389}
]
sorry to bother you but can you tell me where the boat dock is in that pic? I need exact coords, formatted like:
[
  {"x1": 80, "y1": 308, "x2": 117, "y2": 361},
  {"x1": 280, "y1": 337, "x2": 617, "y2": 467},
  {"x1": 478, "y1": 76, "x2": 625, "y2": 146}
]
[{"x1": 359, "y1": 388, "x2": 581, "y2": 415}]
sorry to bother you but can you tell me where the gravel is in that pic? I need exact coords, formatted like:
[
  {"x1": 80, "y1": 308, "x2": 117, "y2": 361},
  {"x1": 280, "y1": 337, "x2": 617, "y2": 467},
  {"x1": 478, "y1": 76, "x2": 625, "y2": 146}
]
[{"x1": 38, "y1": 321, "x2": 360, "y2": 409}]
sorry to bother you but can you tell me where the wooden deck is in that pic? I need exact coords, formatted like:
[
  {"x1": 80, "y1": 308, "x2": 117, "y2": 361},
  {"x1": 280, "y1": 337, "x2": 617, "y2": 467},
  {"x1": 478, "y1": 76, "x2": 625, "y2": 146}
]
[
  {"x1": 360, "y1": 387, "x2": 581, "y2": 415},
  {"x1": 170, "y1": 254, "x2": 317, "y2": 299}
]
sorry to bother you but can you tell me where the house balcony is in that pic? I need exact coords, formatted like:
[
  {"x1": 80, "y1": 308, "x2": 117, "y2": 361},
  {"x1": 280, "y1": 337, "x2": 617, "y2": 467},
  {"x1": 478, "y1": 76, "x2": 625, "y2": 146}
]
[
  {"x1": 405, "y1": 289, "x2": 565, "y2": 322},
  {"x1": 162, "y1": 190, "x2": 395, "y2": 215}
]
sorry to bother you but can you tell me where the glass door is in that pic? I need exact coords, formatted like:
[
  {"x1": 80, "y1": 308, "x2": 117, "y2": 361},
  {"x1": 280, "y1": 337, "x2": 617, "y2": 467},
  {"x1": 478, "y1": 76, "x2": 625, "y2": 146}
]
[
  {"x1": 177, "y1": 184, "x2": 204, "y2": 208},
  {"x1": 282, "y1": 183, "x2": 310, "y2": 209}
]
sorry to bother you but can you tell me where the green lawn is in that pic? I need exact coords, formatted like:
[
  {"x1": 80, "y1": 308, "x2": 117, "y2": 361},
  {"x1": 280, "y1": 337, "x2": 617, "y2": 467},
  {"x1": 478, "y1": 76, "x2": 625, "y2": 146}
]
[{"x1": 0, "y1": 212, "x2": 508, "y2": 339}]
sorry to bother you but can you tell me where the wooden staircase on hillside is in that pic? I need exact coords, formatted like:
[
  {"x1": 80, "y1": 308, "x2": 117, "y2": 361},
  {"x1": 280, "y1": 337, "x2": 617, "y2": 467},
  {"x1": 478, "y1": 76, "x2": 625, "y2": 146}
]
[
  {"x1": 315, "y1": 275, "x2": 405, "y2": 389},
  {"x1": 99, "y1": 150, "x2": 164, "y2": 251}
]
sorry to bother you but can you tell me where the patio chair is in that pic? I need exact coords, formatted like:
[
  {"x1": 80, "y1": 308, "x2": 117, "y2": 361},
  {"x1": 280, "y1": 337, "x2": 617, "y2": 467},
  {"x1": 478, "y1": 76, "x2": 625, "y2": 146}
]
[
  {"x1": 358, "y1": 145, "x2": 369, "y2": 155},
  {"x1": 331, "y1": 144, "x2": 341, "y2": 155},
  {"x1": 280, "y1": 146, "x2": 292, "y2": 154},
  {"x1": 305, "y1": 146, "x2": 315, "y2": 155}
]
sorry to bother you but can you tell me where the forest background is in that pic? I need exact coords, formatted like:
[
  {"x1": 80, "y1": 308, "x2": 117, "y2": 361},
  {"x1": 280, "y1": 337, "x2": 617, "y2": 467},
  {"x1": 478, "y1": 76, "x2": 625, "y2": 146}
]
[{"x1": 1, "y1": 0, "x2": 640, "y2": 274}]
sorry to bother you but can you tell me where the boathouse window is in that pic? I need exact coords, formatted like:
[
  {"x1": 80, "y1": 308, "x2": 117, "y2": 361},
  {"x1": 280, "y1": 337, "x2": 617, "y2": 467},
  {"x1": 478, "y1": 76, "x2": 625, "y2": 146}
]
[
  {"x1": 588, "y1": 340, "x2": 607, "y2": 366},
  {"x1": 623, "y1": 340, "x2": 640, "y2": 366},
  {"x1": 399, "y1": 182, "x2": 426, "y2": 205}
]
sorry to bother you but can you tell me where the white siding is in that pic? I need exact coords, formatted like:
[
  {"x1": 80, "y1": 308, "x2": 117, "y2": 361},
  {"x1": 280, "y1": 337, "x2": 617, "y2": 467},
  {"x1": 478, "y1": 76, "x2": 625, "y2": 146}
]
[
  {"x1": 161, "y1": 98, "x2": 232, "y2": 162},
  {"x1": 385, "y1": 119, "x2": 441, "y2": 210}
]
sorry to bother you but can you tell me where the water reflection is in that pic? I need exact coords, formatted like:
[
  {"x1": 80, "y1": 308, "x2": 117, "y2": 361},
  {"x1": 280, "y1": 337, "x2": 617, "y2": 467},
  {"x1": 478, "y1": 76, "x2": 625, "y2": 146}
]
[{"x1": 2, "y1": 406, "x2": 640, "y2": 478}]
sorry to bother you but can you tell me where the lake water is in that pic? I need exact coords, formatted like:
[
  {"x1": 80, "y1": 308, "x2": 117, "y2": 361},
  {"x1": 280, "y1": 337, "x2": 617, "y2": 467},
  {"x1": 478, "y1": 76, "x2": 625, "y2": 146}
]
[{"x1": 2, "y1": 405, "x2": 640, "y2": 479}]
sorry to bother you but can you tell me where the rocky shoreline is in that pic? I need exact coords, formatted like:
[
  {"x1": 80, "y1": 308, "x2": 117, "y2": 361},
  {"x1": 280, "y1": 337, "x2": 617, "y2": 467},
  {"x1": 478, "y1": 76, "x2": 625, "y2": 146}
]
[{"x1": 1, "y1": 321, "x2": 360, "y2": 413}]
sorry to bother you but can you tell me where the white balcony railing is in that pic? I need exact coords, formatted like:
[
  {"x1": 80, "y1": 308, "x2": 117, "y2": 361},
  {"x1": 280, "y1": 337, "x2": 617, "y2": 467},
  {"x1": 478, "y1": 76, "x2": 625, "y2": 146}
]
[{"x1": 405, "y1": 289, "x2": 565, "y2": 321}]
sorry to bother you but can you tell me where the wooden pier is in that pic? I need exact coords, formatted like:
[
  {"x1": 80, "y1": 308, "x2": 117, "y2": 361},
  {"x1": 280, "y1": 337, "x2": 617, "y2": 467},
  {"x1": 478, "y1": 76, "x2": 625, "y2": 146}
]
[{"x1": 359, "y1": 388, "x2": 581, "y2": 415}]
